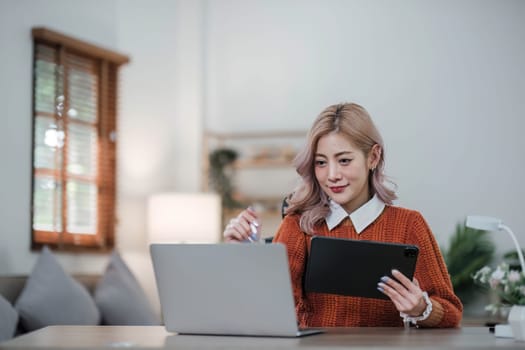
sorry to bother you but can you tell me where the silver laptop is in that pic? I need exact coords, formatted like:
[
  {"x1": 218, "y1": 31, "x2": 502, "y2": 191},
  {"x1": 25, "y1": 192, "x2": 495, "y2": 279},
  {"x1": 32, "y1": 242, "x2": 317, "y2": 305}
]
[{"x1": 150, "y1": 243, "x2": 322, "y2": 337}]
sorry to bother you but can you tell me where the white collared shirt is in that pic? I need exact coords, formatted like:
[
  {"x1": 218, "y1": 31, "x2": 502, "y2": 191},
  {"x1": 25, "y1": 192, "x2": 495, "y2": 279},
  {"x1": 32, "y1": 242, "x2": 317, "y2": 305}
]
[{"x1": 325, "y1": 194, "x2": 386, "y2": 234}]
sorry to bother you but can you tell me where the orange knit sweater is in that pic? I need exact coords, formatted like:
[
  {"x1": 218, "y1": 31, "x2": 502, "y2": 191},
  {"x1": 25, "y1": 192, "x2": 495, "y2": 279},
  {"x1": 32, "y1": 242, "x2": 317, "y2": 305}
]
[{"x1": 272, "y1": 205, "x2": 463, "y2": 328}]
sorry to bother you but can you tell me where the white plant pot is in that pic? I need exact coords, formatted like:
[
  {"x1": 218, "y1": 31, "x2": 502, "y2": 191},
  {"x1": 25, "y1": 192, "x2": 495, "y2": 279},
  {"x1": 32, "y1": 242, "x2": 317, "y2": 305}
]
[{"x1": 508, "y1": 305, "x2": 525, "y2": 341}]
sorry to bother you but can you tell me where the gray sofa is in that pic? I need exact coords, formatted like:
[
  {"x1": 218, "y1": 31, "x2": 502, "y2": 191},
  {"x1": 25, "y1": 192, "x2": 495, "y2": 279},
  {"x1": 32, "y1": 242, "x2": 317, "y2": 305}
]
[
  {"x1": 0, "y1": 248, "x2": 160, "y2": 343},
  {"x1": 0, "y1": 274, "x2": 99, "y2": 306},
  {"x1": 0, "y1": 274, "x2": 100, "y2": 340}
]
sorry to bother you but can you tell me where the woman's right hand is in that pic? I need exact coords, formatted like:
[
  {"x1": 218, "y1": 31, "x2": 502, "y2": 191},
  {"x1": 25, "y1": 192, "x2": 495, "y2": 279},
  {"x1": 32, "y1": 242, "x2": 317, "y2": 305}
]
[{"x1": 223, "y1": 207, "x2": 260, "y2": 242}]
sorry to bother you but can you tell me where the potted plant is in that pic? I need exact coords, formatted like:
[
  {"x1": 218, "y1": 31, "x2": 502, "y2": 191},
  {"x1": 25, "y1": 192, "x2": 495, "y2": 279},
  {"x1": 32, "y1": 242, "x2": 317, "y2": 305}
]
[
  {"x1": 208, "y1": 148, "x2": 243, "y2": 209},
  {"x1": 444, "y1": 222, "x2": 495, "y2": 305}
]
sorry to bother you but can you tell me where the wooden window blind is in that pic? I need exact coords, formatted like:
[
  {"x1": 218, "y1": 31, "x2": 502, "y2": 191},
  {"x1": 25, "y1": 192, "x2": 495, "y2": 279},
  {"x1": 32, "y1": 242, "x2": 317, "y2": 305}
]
[{"x1": 30, "y1": 28, "x2": 129, "y2": 251}]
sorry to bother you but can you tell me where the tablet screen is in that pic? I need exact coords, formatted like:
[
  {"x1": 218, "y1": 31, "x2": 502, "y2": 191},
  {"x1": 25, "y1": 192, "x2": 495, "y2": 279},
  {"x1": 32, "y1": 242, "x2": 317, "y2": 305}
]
[{"x1": 304, "y1": 236, "x2": 419, "y2": 299}]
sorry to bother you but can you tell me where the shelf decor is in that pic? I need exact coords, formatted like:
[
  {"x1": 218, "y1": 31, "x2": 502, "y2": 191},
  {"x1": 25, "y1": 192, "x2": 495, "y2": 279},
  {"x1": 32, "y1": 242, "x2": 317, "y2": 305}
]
[{"x1": 208, "y1": 148, "x2": 243, "y2": 209}]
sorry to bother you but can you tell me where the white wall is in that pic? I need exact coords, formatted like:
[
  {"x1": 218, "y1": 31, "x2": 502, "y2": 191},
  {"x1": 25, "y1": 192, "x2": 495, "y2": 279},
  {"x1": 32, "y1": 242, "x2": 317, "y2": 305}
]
[
  {"x1": 1, "y1": 0, "x2": 524, "y2": 315},
  {"x1": 205, "y1": 0, "x2": 525, "y2": 253},
  {"x1": 115, "y1": 0, "x2": 204, "y2": 311}
]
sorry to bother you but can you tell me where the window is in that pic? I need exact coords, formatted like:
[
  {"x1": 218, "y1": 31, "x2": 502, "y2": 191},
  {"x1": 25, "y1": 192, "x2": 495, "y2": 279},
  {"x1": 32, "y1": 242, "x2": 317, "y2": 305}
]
[{"x1": 30, "y1": 28, "x2": 129, "y2": 251}]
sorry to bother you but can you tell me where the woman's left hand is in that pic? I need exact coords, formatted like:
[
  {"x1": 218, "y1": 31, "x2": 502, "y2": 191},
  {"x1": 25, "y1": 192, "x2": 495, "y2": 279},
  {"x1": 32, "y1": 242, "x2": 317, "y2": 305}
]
[{"x1": 377, "y1": 269, "x2": 427, "y2": 317}]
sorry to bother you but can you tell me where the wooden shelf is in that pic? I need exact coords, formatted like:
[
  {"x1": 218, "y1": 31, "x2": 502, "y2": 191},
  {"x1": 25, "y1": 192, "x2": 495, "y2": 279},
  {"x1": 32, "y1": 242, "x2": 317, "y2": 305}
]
[
  {"x1": 233, "y1": 158, "x2": 295, "y2": 169},
  {"x1": 201, "y1": 129, "x2": 306, "y2": 191},
  {"x1": 205, "y1": 130, "x2": 306, "y2": 140}
]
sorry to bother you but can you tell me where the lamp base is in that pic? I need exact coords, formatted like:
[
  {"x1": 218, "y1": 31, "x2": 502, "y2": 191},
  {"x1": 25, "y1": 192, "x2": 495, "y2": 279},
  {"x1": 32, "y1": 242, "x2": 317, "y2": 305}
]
[{"x1": 495, "y1": 324, "x2": 513, "y2": 338}]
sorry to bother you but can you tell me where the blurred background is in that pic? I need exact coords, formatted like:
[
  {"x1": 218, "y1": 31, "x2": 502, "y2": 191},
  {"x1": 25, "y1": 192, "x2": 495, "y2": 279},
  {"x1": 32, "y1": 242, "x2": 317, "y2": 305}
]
[{"x1": 0, "y1": 0, "x2": 524, "y2": 318}]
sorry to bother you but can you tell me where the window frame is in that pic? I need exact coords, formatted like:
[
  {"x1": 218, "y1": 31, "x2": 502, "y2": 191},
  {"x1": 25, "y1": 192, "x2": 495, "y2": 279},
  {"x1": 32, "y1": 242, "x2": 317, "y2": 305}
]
[{"x1": 30, "y1": 27, "x2": 129, "y2": 252}]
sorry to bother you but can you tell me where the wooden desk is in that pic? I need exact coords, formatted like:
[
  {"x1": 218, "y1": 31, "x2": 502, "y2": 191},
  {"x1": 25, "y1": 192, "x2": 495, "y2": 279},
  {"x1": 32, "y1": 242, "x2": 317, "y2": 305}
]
[{"x1": 0, "y1": 326, "x2": 522, "y2": 349}]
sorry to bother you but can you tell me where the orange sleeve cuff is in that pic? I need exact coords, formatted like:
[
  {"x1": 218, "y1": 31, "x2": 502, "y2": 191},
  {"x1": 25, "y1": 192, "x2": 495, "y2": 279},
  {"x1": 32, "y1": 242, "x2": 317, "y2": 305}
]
[{"x1": 417, "y1": 298, "x2": 444, "y2": 328}]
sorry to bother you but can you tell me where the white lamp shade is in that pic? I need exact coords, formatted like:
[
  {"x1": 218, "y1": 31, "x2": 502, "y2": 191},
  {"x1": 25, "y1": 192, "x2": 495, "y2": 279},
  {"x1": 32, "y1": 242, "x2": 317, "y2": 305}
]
[
  {"x1": 148, "y1": 192, "x2": 221, "y2": 244},
  {"x1": 466, "y1": 215, "x2": 525, "y2": 274},
  {"x1": 465, "y1": 216, "x2": 502, "y2": 231}
]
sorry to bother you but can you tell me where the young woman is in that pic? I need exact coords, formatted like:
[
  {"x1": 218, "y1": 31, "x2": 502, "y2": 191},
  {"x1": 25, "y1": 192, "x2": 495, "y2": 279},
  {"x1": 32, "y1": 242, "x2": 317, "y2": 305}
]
[{"x1": 224, "y1": 103, "x2": 462, "y2": 328}]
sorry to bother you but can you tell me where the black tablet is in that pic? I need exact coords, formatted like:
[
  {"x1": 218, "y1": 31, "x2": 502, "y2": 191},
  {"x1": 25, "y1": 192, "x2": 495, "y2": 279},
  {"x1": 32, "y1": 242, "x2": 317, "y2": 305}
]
[{"x1": 304, "y1": 236, "x2": 419, "y2": 299}]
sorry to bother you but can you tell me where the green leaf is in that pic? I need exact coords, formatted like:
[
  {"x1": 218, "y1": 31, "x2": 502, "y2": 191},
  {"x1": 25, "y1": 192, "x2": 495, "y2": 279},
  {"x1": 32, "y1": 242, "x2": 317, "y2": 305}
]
[{"x1": 444, "y1": 222, "x2": 495, "y2": 304}]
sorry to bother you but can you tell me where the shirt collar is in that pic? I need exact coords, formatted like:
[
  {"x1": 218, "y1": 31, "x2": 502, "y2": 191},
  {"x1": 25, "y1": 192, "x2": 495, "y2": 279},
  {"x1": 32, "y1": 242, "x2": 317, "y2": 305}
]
[{"x1": 325, "y1": 194, "x2": 386, "y2": 233}]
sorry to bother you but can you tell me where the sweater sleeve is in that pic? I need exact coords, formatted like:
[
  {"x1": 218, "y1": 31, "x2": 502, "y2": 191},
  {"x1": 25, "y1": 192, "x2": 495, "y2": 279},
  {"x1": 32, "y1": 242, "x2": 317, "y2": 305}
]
[
  {"x1": 272, "y1": 214, "x2": 310, "y2": 327},
  {"x1": 409, "y1": 211, "x2": 463, "y2": 328}
]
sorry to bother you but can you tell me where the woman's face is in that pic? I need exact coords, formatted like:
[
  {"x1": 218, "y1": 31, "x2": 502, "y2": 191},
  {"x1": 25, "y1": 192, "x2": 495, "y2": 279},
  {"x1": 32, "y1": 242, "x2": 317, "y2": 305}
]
[{"x1": 314, "y1": 132, "x2": 377, "y2": 213}]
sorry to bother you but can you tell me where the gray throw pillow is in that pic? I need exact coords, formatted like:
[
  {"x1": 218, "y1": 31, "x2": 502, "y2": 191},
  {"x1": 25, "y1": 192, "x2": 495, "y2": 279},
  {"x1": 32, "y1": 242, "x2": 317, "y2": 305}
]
[
  {"x1": 0, "y1": 294, "x2": 18, "y2": 342},
  {"x1": 14, "y1": 246, "x2": 100, "y2": 331},
  {"x1": 94, "y1": 251, "x2": 159, "y2": 325}
]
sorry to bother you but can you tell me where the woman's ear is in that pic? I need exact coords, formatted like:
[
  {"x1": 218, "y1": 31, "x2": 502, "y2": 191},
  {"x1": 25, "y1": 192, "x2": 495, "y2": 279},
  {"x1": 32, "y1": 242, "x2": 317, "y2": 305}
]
[{"x1": 368, "y1": 144, "x2": 382, "y2": 170}]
